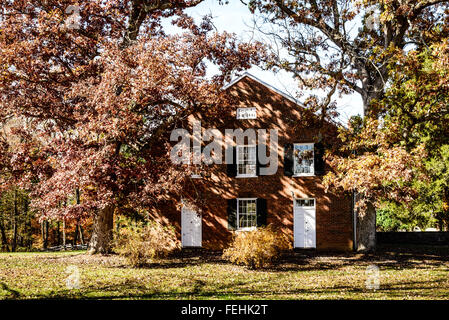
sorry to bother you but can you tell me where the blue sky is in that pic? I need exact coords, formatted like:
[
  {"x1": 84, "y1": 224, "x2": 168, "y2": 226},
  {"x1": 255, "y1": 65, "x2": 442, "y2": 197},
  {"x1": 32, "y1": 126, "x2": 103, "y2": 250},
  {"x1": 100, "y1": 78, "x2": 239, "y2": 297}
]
[{"x1": 163, "y1": 0, "x2": 364, "y2": 123}]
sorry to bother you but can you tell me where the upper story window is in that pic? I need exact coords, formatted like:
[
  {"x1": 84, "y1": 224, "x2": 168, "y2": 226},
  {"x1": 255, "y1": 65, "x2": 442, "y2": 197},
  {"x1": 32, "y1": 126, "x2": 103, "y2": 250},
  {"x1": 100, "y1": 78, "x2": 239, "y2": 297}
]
[
  {"x1": 237, "y1": 107, "x2": 257, "y2": 119},
  {"x1": 237, "y1": 145, "x2": 257, "y2": 177},
  {"x1": 293, "y1": 143, "x2": 314, "y2": 176},
  {"x1": 237, "y1": 198, "x2": 257, "y2": 230}
]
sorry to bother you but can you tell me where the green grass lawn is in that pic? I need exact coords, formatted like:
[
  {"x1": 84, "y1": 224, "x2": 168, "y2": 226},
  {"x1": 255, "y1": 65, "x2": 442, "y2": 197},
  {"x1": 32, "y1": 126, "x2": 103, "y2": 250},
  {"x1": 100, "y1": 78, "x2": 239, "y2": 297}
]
[{"x1": 0, "y1": 246, "x2": 448, "y2": 300}]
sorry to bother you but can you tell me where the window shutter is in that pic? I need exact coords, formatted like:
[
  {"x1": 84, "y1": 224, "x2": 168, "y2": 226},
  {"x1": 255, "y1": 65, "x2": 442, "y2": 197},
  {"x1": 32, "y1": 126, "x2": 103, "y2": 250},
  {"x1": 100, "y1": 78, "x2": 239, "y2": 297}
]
[
  {"x1": 256, "y1": 198, "x2": 267, "y2": 227},
  {"x1": 226, "y1": 147, "x2": 237, "y2": 177},
  {"x1": 227, "y1": 199, "x2": 237, "y2": 230},
  {"x1": 284, "y1": 144, "x2": 294, "y2": 176},
  {"x1": 314, "y1": 142, "x2": 325, "y2": 176}
]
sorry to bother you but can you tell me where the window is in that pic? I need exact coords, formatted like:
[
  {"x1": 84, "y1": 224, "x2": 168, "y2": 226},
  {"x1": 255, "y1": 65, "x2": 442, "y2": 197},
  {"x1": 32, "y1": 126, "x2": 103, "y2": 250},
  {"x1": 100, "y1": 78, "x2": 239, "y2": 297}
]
[
  {"x1": 295, "y1": 198, "x2": 315, "y2": 207},
  {"x1": 293, "y1": 143, "x2": 314, "y2": 176},
  {"x1": 237, "y1": 107, "x2": 257, "y2": 119},
  {"x1": 237, "y1": 198, "x2": 257, "y2": 230},
  {"x1": 237, "y1": 145, "x2": 257, "y2": 177},
  {"x1": 227, "y1": 198, "x2": 266, "y2": 231}
]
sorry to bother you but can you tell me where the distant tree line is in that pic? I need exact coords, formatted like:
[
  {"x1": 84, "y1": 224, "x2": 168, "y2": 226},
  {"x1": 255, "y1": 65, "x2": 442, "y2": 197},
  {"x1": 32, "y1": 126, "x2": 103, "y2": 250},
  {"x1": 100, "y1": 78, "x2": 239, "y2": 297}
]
[{"x1": 0, "y1": 188, "x2": 90, "y2": 252}]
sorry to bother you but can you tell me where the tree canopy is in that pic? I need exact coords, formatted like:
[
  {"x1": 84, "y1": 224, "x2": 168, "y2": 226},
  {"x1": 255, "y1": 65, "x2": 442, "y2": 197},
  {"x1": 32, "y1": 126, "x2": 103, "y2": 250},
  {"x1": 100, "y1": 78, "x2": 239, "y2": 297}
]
[
  {"x1": 324, "y1": 38, "x2": 449, "y2": 231},
  {"x1": 0, "y1": 0, "x2": 264, "y2": 252}
]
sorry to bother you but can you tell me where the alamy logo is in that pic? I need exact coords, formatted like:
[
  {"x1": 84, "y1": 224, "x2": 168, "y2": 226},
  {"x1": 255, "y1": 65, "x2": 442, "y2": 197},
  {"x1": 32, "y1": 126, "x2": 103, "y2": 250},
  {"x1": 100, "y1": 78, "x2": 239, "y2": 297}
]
[
  {"x1": 170, "y1": 119, "x2": 279, "y2": 175},
  {"x1": 365, "y1": 264, "x2": 380, "y2": 290},
  {"x1": 365, "y1": 7, "x2": 380, "y2": 31},
  {"x1": 64, "y1": 5, "x2": 81, "y2": 30},
  {"x1": 65, "y1": 265, "x2": 80, "y2": 289}
]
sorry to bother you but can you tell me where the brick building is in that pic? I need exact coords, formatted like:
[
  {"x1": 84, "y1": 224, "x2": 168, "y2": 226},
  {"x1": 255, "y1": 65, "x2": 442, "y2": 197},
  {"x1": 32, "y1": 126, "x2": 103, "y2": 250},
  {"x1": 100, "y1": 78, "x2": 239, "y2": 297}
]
[{"x1": 151, "y1": 73, "x2": 354, "y2": 251}]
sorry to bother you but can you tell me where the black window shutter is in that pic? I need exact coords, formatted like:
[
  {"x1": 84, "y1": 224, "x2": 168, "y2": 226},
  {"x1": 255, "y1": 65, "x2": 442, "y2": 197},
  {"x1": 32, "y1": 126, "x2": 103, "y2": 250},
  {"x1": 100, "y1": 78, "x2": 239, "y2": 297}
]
[
  {"x1": 226, "y1": 146, "x2": 237, "y2": 177},
  {"x1": 256, "y1": 198, "x2": 267, "y2": 227},
  {"x1": 314, "y1": 142, "x2": 325, "y2": 176},
  {"x1": 227, "y1": 199, "x2": 237, "y2": 230},
  {"x1": 284, "y1": 144, "x2": 294, "y2": 176}
]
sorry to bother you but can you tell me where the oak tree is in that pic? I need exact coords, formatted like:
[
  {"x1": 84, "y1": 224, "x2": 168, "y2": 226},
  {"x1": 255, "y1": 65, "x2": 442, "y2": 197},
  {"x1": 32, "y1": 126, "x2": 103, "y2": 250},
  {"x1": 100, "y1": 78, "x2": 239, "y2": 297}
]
[{"x1": 0, "y1": 0, "x2": 263, "y2": 253}]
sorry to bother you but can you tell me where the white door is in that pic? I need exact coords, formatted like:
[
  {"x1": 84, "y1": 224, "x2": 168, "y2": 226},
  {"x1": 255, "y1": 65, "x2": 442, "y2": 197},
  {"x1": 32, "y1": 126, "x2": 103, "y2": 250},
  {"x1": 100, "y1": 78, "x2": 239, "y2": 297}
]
[
  {"x1": 294, "y1": 199, "x2": 316, "y2": 248},
  {"x1": 181, "y1": 204, "x2": 202, "y2": 247}
]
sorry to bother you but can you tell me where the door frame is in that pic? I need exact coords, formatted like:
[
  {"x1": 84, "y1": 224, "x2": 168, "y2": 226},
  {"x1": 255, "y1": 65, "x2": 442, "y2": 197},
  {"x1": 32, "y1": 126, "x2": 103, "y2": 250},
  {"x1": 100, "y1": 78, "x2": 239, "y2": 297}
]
[
  {"x1": 181, "y1": 203, "x2": 202, "y2": 248},
  {"x1": 293, "y1": 198, "x2": 316, "y2": 249}
]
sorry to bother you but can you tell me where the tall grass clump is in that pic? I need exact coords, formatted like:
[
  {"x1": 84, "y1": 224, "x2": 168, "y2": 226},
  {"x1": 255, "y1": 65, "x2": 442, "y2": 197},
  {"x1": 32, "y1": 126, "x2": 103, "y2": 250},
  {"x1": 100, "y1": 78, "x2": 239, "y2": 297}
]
[
  {"x1": 114, "y1": 217, "x2": 180, "y2": 267},
  {"x1": 223, "y1": 225, "x2": 292, "y2": 269}
]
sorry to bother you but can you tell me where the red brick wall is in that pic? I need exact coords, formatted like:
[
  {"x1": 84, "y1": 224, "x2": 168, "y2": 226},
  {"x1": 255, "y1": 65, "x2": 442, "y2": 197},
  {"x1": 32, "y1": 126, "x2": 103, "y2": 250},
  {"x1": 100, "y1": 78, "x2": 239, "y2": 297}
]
[{"x1": 149, "y1": 76, "x2": 354, "y2": 251}]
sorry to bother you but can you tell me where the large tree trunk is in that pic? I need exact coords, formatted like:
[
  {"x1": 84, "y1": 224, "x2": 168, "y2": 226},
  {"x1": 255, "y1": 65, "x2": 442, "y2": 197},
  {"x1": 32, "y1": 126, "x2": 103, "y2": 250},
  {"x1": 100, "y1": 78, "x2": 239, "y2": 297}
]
[
  {"x1": 355, "y1": 197, "x2": 377, "y2": 252},
  {"x1": 88, "y1": 205, "x2": 114, "y2": 254},
  {"x1": 353, "y1": 90, "x2": 380, "y2": 252}
]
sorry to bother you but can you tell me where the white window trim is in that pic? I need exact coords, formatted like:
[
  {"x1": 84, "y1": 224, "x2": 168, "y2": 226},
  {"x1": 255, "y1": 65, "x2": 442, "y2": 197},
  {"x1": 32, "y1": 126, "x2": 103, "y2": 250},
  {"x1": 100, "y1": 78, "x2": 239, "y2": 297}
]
[
  {"x1": 236, "y1": 174, "x2": 258, "y2": 178},
  {"x1": 236, "y1": 198, "x2": 257, "y2": 231},
  {"x1": 293, "y1": 143, "x2": 315, "y2": 177},
  {"x1": 294, "y1": 198, "x2": 316, "y2": 208},
  {"x1": 236, "y1": 145, "x2": 257, "y2": 178}
]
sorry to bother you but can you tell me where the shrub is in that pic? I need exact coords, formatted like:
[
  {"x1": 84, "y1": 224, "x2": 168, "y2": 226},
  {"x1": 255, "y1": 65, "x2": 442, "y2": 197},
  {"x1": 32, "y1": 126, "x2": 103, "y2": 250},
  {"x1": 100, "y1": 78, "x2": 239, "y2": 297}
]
[
  {"x1": 222, "y1": 225, "x2": 292, "y2": 269},
  {"x1": 114, "y1": 217, "x2": 181, "y2": 267}
]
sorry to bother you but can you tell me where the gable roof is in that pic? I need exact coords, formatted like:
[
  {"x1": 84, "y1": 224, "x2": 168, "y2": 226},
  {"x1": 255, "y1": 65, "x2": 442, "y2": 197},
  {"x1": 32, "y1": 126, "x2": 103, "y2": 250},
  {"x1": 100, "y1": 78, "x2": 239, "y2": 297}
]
[{"x1": 222, "y1": 72, "x2": 302, "y2": 106}]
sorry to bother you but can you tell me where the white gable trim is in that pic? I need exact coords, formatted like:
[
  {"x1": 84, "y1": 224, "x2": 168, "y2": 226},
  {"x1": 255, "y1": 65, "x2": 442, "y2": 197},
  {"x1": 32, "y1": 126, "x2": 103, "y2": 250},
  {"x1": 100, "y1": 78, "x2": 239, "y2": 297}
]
[{"x1": 222, "y1": 72, "x2": 302, "y2": 106}]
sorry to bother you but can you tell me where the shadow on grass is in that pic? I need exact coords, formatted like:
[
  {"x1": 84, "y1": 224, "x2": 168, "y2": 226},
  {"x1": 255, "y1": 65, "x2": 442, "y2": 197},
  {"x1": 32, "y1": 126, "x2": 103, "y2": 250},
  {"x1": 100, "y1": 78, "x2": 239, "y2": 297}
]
[
  {"x1": 0, "y1": 282, "x2": 21, "y2": 299},
  {"x1": 23, "y1": 276, "x2": 449, "y2": 300},
  {"x1": 19, "y1": 245, "x2": 448, "y2": 272},
  {"x1": 2, "y1": 245, "x2": 448, "y2": 300},
  {"x1": 120, "y1": 244, "x2": 449, "y2": 272},
  {"x1": 124, "y1": 249, "x2": 228, "y2": 270},
  {"x1": 4, "y1": 245, "x2": 449, "y2": 300},
  {"x1": 147, "y1": 245, "x2": 449, "y2": 273},
  {"x1": 262, "y1": 244, "x2": 449, "y2": 272},
  {"x1": 39, "y1": 252, "x2": 87, "y2": 260}
]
